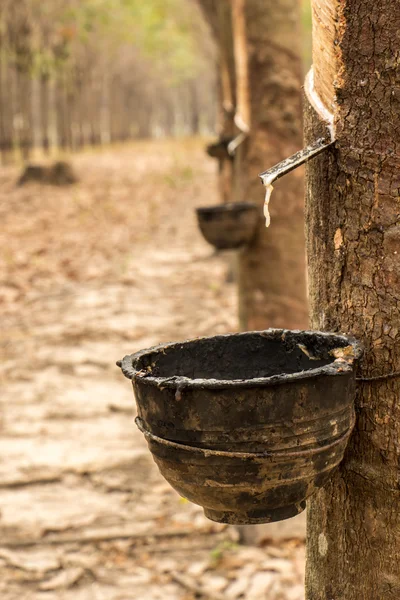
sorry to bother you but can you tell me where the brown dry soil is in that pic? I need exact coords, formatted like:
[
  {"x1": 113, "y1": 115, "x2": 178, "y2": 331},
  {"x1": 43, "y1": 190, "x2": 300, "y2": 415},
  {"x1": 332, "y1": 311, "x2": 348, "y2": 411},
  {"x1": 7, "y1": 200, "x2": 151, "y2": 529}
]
[{"x1": 0, "y1": 139, "x2": 305, "y2": 600}]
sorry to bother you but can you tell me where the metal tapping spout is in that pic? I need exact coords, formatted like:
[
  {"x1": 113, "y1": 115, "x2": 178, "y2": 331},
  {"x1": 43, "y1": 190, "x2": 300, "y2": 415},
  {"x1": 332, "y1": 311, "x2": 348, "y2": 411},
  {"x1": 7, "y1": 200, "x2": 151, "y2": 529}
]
[{"x1": 259, "y1": 136, "x2": 335, "y2": 227}]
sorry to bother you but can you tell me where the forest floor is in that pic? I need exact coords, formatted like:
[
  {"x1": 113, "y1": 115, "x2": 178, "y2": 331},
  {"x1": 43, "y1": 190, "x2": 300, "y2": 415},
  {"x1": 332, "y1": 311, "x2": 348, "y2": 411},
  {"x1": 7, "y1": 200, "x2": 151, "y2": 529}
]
[{"x1": 0, "y1": 138, "x2": 305, "y2": 600}]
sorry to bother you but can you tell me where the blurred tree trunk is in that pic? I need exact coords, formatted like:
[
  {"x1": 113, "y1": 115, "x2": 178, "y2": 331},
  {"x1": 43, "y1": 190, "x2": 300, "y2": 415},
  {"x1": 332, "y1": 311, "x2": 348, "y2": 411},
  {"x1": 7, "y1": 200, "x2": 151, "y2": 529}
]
[
  {"x1": 136, "y1": 94, "x2": 153, "y2": 138},
  {"x1": 89, "y1": 75, "x2": 102, "y2": 147},
  {"x1": 305, "y1": 1, "x2": 400, "y2": 598},
  {"x1": 233, "y1": 0, "x2": 308, "y2": 331},
  {"x1": 16, "y1": 69, "x2": 33, "y2": 162},
  {"x1": 101, "y1": 72, "x2": 111, "y2": 145},
  {"x1": 189, "y1": 80, "x2": 200, "y2": 135},
  {"x1": 40, "y1": 74, "x2": 51, "y2": 154},
  {"x1": 66, "y1": 80, "x2": 75, "y2": 152},
  {"x1": 0, "y1": 6, "x2": 10, "y2": 164},
  {"x1": 0, "y1": 43, "x2": 12, "y2": 163},
  {"x1": 75, "y1": 74, "x2": 85, "y2": 150},
  {"x1": 55, "y1": 72, "x2": 69, "y2": 151},
  {"x1": 198, "y1": 0, "x2": 236, "y2": 204}
]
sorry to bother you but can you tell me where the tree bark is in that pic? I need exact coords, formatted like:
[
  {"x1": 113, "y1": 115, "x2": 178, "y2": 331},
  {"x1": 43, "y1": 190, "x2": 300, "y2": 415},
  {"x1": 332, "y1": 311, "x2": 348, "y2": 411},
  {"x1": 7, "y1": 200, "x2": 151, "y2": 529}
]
[
  {"x1": 235, "y1": 0, "x2": 308, "y2": 331},
  {"x1": 305, "y1": 1, "x2": 400, "y2": 598}
]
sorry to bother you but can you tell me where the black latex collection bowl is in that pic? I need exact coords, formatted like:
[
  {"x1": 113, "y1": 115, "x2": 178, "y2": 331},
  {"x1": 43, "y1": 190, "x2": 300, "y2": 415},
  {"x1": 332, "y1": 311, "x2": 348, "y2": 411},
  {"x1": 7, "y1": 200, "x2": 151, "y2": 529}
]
[
  {"x1": 196, "y1": 202, "x2": 259, "y2": 250},
  {"x1": 118, "y1": 329, "x2": 361, "y2": 524}
]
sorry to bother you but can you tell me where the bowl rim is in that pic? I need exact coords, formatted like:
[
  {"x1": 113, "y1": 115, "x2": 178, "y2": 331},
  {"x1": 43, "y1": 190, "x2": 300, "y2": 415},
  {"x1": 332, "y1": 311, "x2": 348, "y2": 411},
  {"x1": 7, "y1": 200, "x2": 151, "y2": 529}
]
[{"x1": 118, "y1": 329, "x2": 362, "y2": 391}]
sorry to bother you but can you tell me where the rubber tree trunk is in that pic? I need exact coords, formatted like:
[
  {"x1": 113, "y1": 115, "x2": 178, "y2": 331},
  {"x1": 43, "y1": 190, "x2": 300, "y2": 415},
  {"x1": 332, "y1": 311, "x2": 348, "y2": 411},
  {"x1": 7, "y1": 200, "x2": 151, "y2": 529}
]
[
  {"x1": 55, "y1": 72, "x2": 68, "y2": 151},
  {"x1": 40, "y1": 74, "x2": 51, "y2": 154},
  {"x1": 305, "y1": 1, "x2": 400, "y2": 598},
  {"x1": 234, "y1": 0, "x2": 308, "y2": 331},
  {"x1": 198, "y1": 0, "x2": 236, "y2": 204},
  {"x1": 0, "y1": 46, "x2": 11, "y2": 163},
  {"x1": 16, "y1": 69, "x2": 33, "y2": 162}
]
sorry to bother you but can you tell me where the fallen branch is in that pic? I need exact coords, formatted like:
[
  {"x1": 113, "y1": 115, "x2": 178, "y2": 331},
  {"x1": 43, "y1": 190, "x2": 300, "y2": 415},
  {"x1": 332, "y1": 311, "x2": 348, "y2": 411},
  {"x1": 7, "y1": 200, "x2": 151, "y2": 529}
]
[
  {"x1": 108, "y1": 403, "x2": 133, "y2": 414},
  {"x1": 0, "y1": 526, "x2": 226, "y2": 549},
  {"x1": 143, "y1": 540, "x2": 226, "y2": 555},
  {"x1": 0, "y1": 474, "x2": 62, "y2": 489},
  {"x1": 171, "y1": 571, "x2": 226, "y2": 600},
  {"x1": 39, "y1": 567, "x2": 85, "y2": 591},
  {"x1": 0, "y1": 548, "x2": 59, "y2": 574},
  {"x1": 0, "y1": 454, "x2": 147, "y2": 490}
]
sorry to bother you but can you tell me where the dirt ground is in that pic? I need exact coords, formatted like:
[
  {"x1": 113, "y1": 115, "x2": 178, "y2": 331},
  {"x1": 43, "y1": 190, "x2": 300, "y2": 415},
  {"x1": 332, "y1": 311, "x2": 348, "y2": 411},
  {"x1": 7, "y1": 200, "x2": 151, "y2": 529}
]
[{"x1": 0, "y1": 138, "x2": 305, "y2": 599}]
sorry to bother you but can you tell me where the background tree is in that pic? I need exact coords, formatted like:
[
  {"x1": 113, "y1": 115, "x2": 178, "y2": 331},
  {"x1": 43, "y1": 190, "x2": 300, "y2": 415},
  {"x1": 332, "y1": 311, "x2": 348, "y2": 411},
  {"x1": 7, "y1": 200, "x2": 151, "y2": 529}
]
[
  {"x1": 233, "y1": 0, "x2": 308, "y2": 331},
  {"x1": 197, "y1": 0, "x2": 236, "y2": 204},
  {"x1": 198, "y1": 0, "x2": 308, "y2": 333},
  {"x1": 305, "y1": 0, "x2": 400, "y2": 598},
  {"x1": 0, "y1": 0, "x2": 217, "y2": 163}
]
